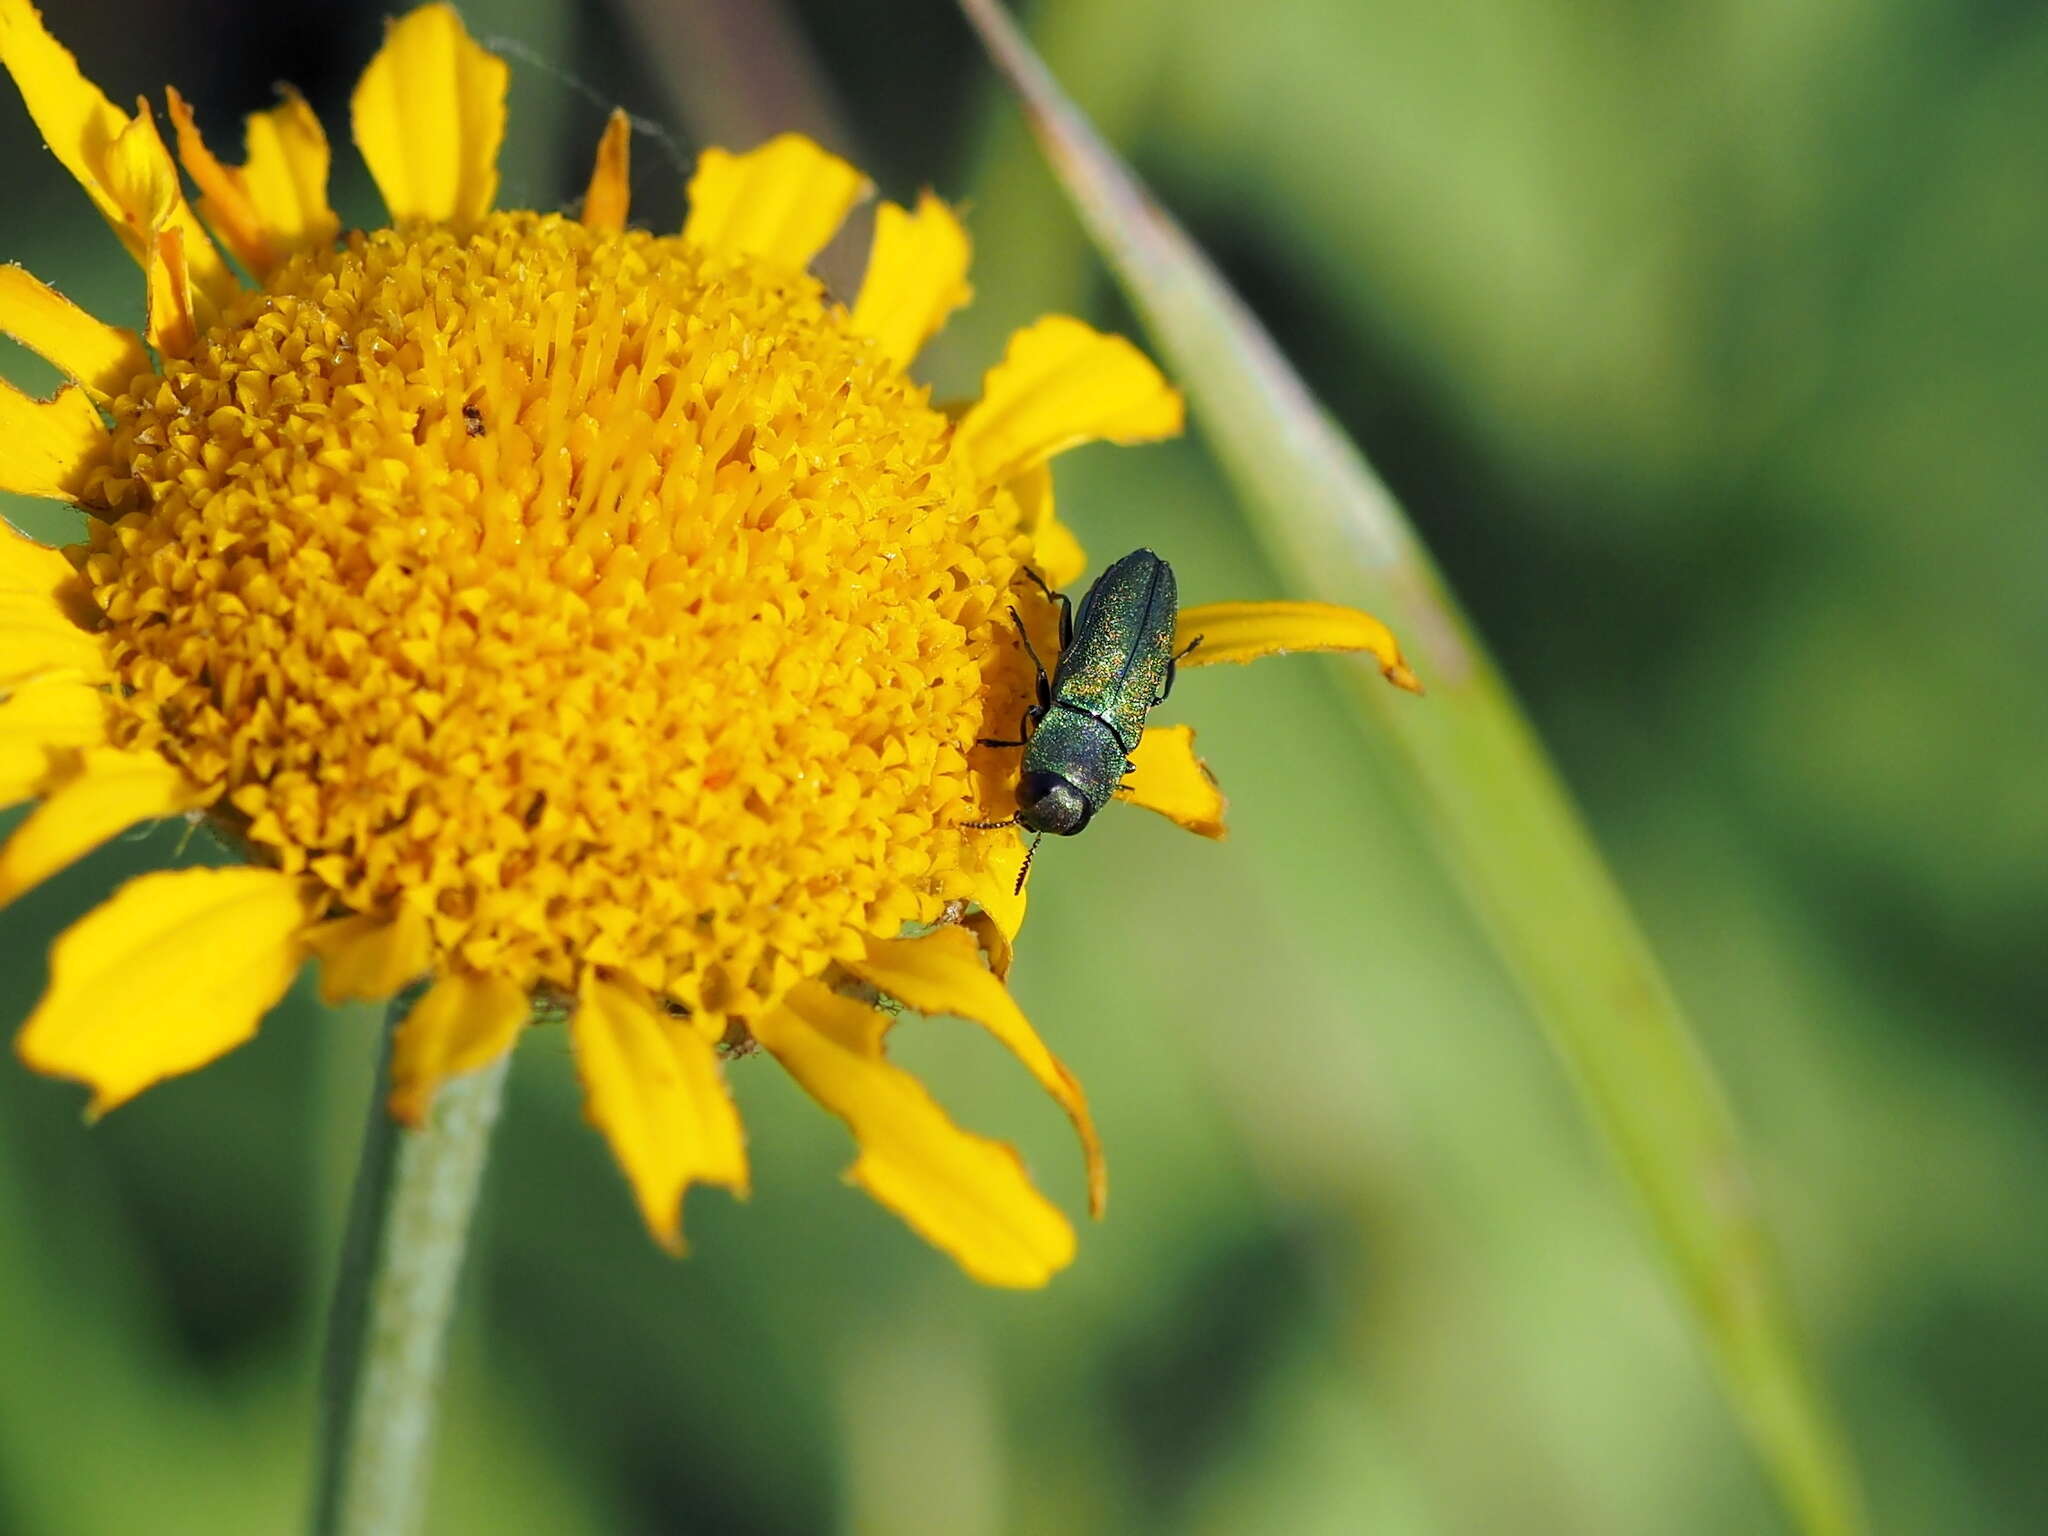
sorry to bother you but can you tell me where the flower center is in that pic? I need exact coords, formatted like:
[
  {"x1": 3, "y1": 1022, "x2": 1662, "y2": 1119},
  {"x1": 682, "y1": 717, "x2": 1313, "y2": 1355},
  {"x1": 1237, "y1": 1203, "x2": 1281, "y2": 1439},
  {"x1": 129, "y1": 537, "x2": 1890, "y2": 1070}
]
[{"x1": 83, "y1": 211, "x2": 1029, "y2": 1021}]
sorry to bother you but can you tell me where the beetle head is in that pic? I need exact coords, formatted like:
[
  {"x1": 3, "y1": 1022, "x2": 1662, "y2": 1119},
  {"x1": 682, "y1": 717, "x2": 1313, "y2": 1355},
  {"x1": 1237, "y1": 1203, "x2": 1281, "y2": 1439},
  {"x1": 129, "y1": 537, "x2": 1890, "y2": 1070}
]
[{"x1": 1016, "y1": 771, "x2": 1095, "y2": 835}]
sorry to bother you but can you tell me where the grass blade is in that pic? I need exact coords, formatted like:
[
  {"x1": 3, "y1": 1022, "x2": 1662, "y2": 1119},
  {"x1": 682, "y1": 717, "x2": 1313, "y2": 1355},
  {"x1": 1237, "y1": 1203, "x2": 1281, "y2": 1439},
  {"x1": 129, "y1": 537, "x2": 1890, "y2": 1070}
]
[{"x1": 954, "y1": 3, "x2": 1864, "y2": 1530}]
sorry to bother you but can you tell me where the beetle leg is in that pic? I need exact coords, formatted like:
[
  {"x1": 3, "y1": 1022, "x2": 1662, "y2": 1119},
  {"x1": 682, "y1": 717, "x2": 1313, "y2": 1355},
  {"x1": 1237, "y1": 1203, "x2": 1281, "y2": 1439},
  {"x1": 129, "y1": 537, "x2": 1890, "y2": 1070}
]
[
  {"x1": 1019, "y1": 565, "x2": 1075, "y2": 649},
  {"x1": 1010, "y1": 604, "x2": 1054, "y2": 696},
  {"x1": 978, "y1": 701, "x2": 1045, "y2": 750},
  {"x1": 1159, "y1": 633, "x2": 1205, "y2": 704}
]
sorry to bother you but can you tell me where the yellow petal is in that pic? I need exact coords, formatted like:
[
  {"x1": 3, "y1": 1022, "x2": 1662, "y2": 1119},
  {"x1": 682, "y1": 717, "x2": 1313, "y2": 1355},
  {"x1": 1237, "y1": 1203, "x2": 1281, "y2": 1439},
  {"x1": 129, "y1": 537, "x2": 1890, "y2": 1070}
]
[
  {"x1": 755, "y1": 981, "x2": 1074, "y2": 1287},
  {"x1": 166, "y1": 84, "x2": 336, "y2": 279},
  {"x1": 682, "y1": 133, "x2": 870, "y2": 271},
  {"x1": 850, "y1": 191, "x2": 972, "y2": 369},
  {"x1": 0, "y1": 680, "x2": 107, "y2": 805},
  {"x1": 388, "y1": 970, "x2": 529, "y2": 1127},
  {"x1": 0, "y1": 0, "x2": 128, "y2": 230},
  {"x1": 952, "y1": 314, "x2": 1184, "y2": 483},
  {"x1": 959, "y1": 826, "x2": 1029, "y2": 975},
  {"x1": 0, "y1": 378, "x2": 109, "y2": 502},
  {"x1": 1005, "y1": 460, "x2": 1086, "y2": 589},
  {"x1": 1175, "y1": 600, "x2": 1423, "y2": 693},
  {"x1": 302, "y1": 905, "x2": 434, "y2": 1005},
  {"x1": 1, "y1": 518, "x2": 82, "y2": 599},
  {"x1": 0, "y1": 0, "x2": 238, "y2": 309},
  {"x1": 572, "y1": 974, "x2": 747, "y2": 1253},
  {"x1": 0, "y1": 264, "x2": 148, "y2": 397},
  {"x1": 0, "y1": 591, "x2": 108, "y2": 691},
  {"x1": 143, "y1": 224, "x2": 197, "y2": 360},
  {"x1": 1118, "y1": 724, "x2": 1227, "y2": 839},
  {"x1": 0, "y1": 745, "x2": 203, "y2": 906},
  {"x1": 16, "y1": 865, "x2": 309, "y2": 1116},
  {"x1": 847, "y1": 926, "x2": 1105, "y2": 1217},
  {"x1": 580, "y1": 108, "x2": 630, "y2": 235},
  {"x1": 0, "y1": 1, "x2": 223, "y2": 304},
  {"x1": 350, "y1": 2, "x2": 509, "y2": 227}
]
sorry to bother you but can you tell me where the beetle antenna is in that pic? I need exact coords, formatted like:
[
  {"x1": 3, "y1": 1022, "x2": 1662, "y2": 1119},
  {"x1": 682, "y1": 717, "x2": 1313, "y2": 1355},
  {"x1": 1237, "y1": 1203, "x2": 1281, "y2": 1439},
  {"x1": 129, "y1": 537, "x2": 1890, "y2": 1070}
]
[
  {"x1": 963, "y1": 814, "x2": 1019, "y2": 830},
  {"x1": 1013, "y1": 832, "x2": 1043, "y2": 895}
]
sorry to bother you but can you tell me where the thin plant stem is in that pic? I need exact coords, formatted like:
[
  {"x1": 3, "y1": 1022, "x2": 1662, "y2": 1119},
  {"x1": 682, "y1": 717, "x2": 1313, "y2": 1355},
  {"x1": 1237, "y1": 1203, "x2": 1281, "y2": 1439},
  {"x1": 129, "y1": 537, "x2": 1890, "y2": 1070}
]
[{"x1": 311, "y1": 1000, "x2": 510, "y2": 1536}]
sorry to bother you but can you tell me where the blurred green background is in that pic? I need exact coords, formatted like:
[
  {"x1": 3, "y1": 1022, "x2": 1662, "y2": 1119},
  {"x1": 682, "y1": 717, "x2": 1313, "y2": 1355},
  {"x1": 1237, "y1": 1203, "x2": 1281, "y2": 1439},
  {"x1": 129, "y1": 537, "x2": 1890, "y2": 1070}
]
[{"x1": 3, "y1": 0, "x2": 2042, "y2": 1530}]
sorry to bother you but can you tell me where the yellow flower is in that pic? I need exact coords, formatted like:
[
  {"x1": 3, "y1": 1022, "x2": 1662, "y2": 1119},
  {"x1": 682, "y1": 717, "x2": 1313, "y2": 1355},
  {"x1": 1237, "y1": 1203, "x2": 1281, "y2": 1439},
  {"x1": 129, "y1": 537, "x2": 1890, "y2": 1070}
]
[{"x1": 0, "y1": 1, "x2": 1416, "y2": 1284}]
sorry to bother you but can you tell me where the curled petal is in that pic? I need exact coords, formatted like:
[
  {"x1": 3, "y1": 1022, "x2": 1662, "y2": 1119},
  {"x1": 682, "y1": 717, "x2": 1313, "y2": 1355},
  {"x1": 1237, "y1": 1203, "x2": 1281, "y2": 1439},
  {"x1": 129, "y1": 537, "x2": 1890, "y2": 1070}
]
[
  {"x1": 0, "y1": 264, "x2": 148, "y2": 397},
  {"x1": 351, "y1": 1, "x2": 508, "y2": 226},
  {"x1": 142, "y1": 224, "x2": 197, "y2": 360},
  {"x1": 0, "y1": 680, "x2": 107, "y2": 805},
  {"x1": 683, "y1": 133, "x2": 870, "y2": 271},
  {"x1": 580, "y1": 109, "x2": 631, "y2": 234},
  {"x1": 850, "y1": 191, "x2": 972, "y2": 369},
  {"x1": 0, "y1": 746, "x2": 204, "y2": 906},
  {"x1": 1005, "y1": 461, "x2": 1086, "y2": 589},
  {"x1": 953, "y1": 314, "x2": 1183, "y2": 484},
  {"x1": 0, "y1": 0, "x2": 233, "y2": 305},
  {"x1": 755, "y1": 980, "x2": 1075, "y2": 1286},
  {"x1": 1117, "y1": 724, "x2": 1227, "y2": 839},
  {"x1": 166, "y1": 84, "x2": 337, "y2": 278},
  {"x1": 15, "y1": 866, "x2": 310, "y2": 1116},
  {"x1": 1176, "y1": 600, "x2": 1422, "y2": 693},
  {"x1": 959, "y1": 825, "x2": 1029, "y2": 974},
  {"x1": 572, "y1": 974, "x2": 747, "y2": 1254},
  {"x1": 302, "y1": 905, "x2": 434, "y2": 1005},
  {"x1": 388, "y1": 970, "x2": 529, "y2": 1127},
  {"x1": 0, "y1": 379, "x2": 109, "y2": 502}
]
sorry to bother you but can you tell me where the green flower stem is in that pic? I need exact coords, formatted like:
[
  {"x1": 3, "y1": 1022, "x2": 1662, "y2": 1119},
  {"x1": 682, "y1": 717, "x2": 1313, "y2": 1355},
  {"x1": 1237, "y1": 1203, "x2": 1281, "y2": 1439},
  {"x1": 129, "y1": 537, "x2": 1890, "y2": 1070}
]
[
  {"x1": 954, "y1": 3, "x2": 1863, "y2": 1533},
  {"x1": 311, "y1": 1000, "x2": 510, "y2": 1536}
]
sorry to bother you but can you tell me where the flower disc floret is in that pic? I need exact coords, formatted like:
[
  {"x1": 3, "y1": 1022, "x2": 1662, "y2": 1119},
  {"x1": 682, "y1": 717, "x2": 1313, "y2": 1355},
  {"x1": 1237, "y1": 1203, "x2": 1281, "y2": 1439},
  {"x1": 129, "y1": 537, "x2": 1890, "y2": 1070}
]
[{"x1": 85, "y1": 213, "x2": 1029, "y2": 1025}]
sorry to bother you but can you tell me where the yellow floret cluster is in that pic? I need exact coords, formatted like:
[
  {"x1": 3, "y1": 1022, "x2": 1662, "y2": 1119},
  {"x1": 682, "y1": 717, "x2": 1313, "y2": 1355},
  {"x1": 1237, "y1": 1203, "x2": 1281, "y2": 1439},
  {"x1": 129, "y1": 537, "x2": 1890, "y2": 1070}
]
[{"x1": 79, "y1": 211, "x2": 1033, "y2": 1028}]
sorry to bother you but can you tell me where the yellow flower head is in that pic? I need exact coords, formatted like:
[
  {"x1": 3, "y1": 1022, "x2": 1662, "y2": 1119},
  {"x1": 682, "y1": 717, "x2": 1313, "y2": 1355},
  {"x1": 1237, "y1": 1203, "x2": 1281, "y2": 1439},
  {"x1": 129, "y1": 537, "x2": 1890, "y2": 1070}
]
[{"x1": 0, "y1": 2, "x2": 1414, "y2": 1284}]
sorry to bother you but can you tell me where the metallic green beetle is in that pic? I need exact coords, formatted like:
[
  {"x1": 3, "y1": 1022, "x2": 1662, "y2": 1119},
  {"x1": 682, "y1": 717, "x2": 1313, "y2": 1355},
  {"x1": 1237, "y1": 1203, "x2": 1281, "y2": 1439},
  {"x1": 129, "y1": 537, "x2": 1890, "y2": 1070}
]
[{"x1": 977, "y1": 549, "x2": 1199, "y2": 875}]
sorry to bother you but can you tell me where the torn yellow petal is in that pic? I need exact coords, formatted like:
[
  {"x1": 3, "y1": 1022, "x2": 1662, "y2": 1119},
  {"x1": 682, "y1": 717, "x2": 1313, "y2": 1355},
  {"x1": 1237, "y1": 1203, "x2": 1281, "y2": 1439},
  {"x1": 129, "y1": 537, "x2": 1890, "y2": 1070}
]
[
  {"x1": 953, "y1": 314, "x2": 1184, "y2": 484},
  {"x1": 0, "y1": 0, "x2": 129, "y2": 232},
  {"x1": 0, "y1": 0, "x2": 231, "y2": 305},
  {"x1": 683, "y1": 133, "x2": 869, "y2": 271},
  {"x1": 388, "y1": 970, "x2": 529, "y2": 1127},
  {"x1": 757, "y1": 981, "x2": 1075, "y2": 1286},
  {"x1": 302, "y1": 905, "x2": 434, "y2": 1005},
  {"x1": 580, "y1": 108, "x2": 630, "y2": 235},
  {"x1": 15, "y1": 865, "x2": 309, "y2": 1116},
  {"x1": 0, "y1": 1, "x2": 243, "y2": 311},
  {"x1": 143, "y1": 224, "x2": 197, "y2": 359},
  {"x1": 0, "y1": 680, "x2": 106, "y2": 805},
  {"x1": 0, "y1": 745, "x2": 203, "y2": 906},
  {"x1": 959, "y1": 910, "x2": 1014, "y2": 982},
  {"x1": 0, "y1": 378, "x2": 108, "y2": 502},
  {"x1": 961, "y1": 826, "x2": 1029, "y2": 966},
  {"x1": 167, "y1": 85, "x2": 336, "y2": 279},
  {"x1": 572, "y1": 974, "x2": 747, "y2": 1254},
  {"x1": 1005, "y1": 460, "x2": 1086, "y2": 589},
  {"x1": 0, "y1": 265, "x2": 148, "y2": 397},
  {"x1": 1118, "y1": 723, "x2": 1227, "y2": 839},
  {"x1": 850, "y1": 191, "x2": 972, "y2": 370},
  {"x1": 351, "y1": 1, "x2": 508, "y2": 227},
  {"x1": 848, "y1": 926, "x2": 1105, "y2": 1217},
  {"x1": 1176, "y1": 600, "x2": 1422, "y2": 693}
]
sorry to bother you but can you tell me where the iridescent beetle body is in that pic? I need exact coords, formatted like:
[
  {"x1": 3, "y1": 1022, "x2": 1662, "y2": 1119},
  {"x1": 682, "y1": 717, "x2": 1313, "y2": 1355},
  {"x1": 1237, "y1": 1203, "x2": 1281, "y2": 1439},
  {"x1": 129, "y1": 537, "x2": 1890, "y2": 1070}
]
[{"x1": 979, "y1": 550, "x2": 1192, "y2": 851}]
